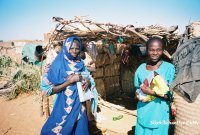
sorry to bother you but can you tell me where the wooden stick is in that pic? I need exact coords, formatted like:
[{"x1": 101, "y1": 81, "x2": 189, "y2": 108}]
[
  {"x1": 40, "y1": 94, "x2": 44, "y2": 116},
  {"x1": 44, "y1": 96, "x2": 50, "y2": 118}
]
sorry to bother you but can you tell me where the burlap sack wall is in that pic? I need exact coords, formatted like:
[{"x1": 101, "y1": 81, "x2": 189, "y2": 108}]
[
  {"x1": 104, "y1": 76, "x2": 120, "y2": 97},
  {"x1": 94, "y1": 78, "x2": 105, "y2": 98},
  {"x1": 94, "y1": 54, "x2": 121, "y2": 99},
  {"x1": 93, "y1": 67, "x2": 104, "y2": 78},
  {"x1": 95, "y1": 54, "x2": 107, "y2": 68},
  {"x1": 174, "y1": 91, "x2": 200, "y2": 135},
  {"x1": 104, "y1": 63, "x2": 120, "y2": 77}
]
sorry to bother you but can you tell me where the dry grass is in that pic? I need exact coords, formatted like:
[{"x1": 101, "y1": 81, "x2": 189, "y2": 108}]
[{"x1": 0, "y1": 55, "x2": 40, "y2": 100}]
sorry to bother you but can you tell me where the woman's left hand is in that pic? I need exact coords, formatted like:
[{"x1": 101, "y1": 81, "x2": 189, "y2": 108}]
[{"x1": 82, "y1": 77, "x2": 91, "y2": 91}]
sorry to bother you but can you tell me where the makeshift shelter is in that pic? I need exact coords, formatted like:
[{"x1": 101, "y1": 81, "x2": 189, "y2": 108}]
[
  {"x1": 172, "y1": 22, "x2": 200, "y2": 135},
  {"x1": 43, "y1": 16, "x2": 180, "y2": 100}
]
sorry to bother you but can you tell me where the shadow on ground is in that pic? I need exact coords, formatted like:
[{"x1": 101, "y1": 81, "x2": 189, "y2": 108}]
[
  {"x1": 127, "y1": 126, "x2": 135, "y2": 135},
  {"x1": 106, "y1": 93, "x2": 138, "y2": 110}
]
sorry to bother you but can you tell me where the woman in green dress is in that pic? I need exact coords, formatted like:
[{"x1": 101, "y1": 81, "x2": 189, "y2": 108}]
[{"x1": 134, "y1": 37, "x2": 175, "y2": 135}]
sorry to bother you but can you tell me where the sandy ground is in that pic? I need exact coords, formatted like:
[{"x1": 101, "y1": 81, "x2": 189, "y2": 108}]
[
  {"x1": 0, "y1": 94, "x2": 44, "y2": 135},
  {"x1": 0, "y1": 94, "x2": 137, "y2": 135}
]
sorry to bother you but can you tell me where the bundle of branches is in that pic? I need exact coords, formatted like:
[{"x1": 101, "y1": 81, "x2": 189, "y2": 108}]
[
  {"x1": 0, "y1": 55, "x2": 40, "y2": 100},
  {"x1": 135, "y1": 24, "x2": 179, "y2": 42},
  {"x1": 179, "y1": 21, "x2": 200, "y2": 44},
  {"x1": 45, "y1": 16, "x2": 180, "y2": 50}
]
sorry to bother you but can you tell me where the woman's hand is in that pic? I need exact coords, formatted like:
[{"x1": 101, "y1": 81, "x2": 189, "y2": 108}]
[
  {"x1": 67, "y1": 74, "x2": 82, "y2": 84},
  {"x1": 88, "y1": 60, "x2": 94, "y2": 65},
  {"x1": 140, "y1": 84, "x2": 154, "y2": 95},
  {"x1": 51, "y1": 74, "x2": 82, "y2": 95},
  {"x1": 82, "y1": 77, "x2": 91, "y2": 91},
  {"x1": 86, "y1": 66, "x2": 95, "y2": 72}
]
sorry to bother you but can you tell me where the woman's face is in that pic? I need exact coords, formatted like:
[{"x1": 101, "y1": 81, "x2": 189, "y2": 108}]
[
  {"x1": 69, "y1": 40, "x2": 80, "y2": 58},
  {"x1": 147, "y1": 40, "x2": 163, "y2": 62}
]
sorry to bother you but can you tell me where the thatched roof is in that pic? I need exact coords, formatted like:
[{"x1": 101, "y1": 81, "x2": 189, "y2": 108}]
[
  {"x1": 45, "y1": 16, "x2": 180, "y2": 46},
  {"x1": 43, "y1": 16, "x2": 181, "y2": 59}
]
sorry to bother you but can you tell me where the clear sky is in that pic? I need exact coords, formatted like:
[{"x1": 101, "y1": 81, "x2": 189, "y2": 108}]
[{"x1": 0, "y1": 0, "x2": 200, "y2": 41}]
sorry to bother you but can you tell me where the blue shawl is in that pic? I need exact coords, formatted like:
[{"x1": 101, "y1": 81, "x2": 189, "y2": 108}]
[
  {"x1": 47, "y1": 37, "x2": 84, "y2": 84},
  {"x1": 41, "y1": 37, "x2": 89, "y2": 135}
]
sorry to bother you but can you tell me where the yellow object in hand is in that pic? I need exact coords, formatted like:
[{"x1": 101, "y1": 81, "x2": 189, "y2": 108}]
[{"x1": 145, "y1": 75, "x2": 169, "y2": 102}]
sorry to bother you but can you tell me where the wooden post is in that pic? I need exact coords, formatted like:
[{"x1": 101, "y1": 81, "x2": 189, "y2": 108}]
[
  {"x1": 44, "y1": 96, "x2": 50, "y2": 118},
  {"x1": 40, "y1": 94, "x2": 44, "y2": 116}
]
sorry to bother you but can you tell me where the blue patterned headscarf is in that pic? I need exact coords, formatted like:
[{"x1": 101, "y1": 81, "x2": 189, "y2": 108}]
[
  {"x1": 47, "y1": 36, "x2": 84, "y2": 85},
  {"x1": 63, "y1": 36, "x2": 83, "y2": 61}
]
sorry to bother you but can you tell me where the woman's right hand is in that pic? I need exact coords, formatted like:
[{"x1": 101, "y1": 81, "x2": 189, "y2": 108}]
[
  {"x1": 67, "y1": 74, "x2": 82, "y2": 84},
  {"x1": 140, "y1": 84, "x2": 152, "y2": 95},
  {"x1": 52, "y1": 74, "x2": 82, "y2": 94}
]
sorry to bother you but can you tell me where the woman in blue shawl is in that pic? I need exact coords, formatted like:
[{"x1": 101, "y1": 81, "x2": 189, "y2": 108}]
[{"x1": 41, "y1": 37, "x2": 90, "y2": 135}]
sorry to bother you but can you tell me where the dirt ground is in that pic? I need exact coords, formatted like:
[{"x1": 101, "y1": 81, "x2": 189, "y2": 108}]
[{"x1": 0, "y1": 94, "x2": 137, "y2": 135}]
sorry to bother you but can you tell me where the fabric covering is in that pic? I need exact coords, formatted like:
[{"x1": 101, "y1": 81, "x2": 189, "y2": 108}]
[
  {"x1": 172, "y1": 37, "x2": 200, "y2": 102},
  {"x1": 86, "y1": 41, "x2": 97, "y2": 61},
  {"x1": 21, "y1": 44, "x2": 44, "y2": 66}
]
